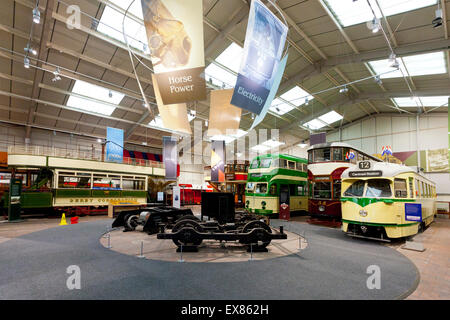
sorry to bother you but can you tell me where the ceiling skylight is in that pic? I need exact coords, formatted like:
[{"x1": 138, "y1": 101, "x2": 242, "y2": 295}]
[
  {"x1": 324, "y1": 0, "x2": 437, "y2": 27},
  {"x1": 318, "y1": 111, "x2": 343, "y2": 124},
  {"x1": 261, "y1": 139, "x2": 285, "y2": 148},
  {"x1": 66, "y1": 80, "x2": 124, "y2": 116},
  {"x1": 250, "y1": 144, "x2": 271, "y2": 153},
  {"x1": 205, "y1": 63, "x2": 237, "y2": 88},
  {"x1": 97, "y1": 0, "x2": 148, "y2": 51},
  {"x1": 393, "y1": 96, "x2": 449, "y2": 107},
  {"x1": 269, "y1": 86, "x2": 314, "y2": 115},
  {"x1": 303, "y1": 119, "x2": 327, "y2": 130},
  {"x1": 215, "y1": 42, "x2": 243, "y2": 73},
  {"x1": 209, "y1": 129, "x2": 248, "y2": 144},
  {"x1": 369, "y1": 52, "x2": 447, "y2": 79}
]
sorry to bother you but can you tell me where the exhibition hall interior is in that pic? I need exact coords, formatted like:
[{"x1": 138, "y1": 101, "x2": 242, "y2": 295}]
[{"x1": 0, "y1": 0, "x2": 449, "y2": 305}]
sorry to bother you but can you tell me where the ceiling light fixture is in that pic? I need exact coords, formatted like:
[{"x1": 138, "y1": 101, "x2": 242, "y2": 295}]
[
  {"x1": 24, "y1": 43, "x2": 37, "y2": 56},
  {"x1": 433, "y1": 3, "x2": 443, "y2": 28},
  {"x1": 339, "y1": 86, "x2": 348, "y2": 93},
  {"x1": 52, "y1": 67, "x2": 61, "y2": 82},
  {"x1": 374, "y1": 75, "x2": 382, "y2": 85},
  {"x1": 367, "y1": 17, "x2": 380, "y2": 33},
  {"x1": 32, "y1": 6, "x2": 41, "y2": 24},
  {"x1": 24, "y1": 57, "x2": 30, "y2": 69}
]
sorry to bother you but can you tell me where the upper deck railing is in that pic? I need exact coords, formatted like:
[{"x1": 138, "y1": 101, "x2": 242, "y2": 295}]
[{"x1": 7, "y1": 145, "x2": 164, "y2": 169}]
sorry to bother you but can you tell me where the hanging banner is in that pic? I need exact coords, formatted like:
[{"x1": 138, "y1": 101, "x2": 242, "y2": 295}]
[
  {"x1": 249, "y1": 54, "x2": 288, "y2": 130},
  {"x1": 163, "y1": 136, "x2": 178, "y2": 180},
  {"x1": 141, "y1": 0, "x2": 206, "y2": 104},
  {"x1": 172, "y1": 186, "x2": 181, "y2": 208},
  {"x1": 106, "y1": 127, "x2": 124, "y2": 163},
  {"x1": 211, "y1": 140, "x2": 225, "y2": 183},
  {"x1": 230, "y1": 0, "x2": 288, "y2": 115},
  {"x1": 152, "y1": 74, "x2": 192, "y2": 135},
  {"x1": 207, "y1": 89, "x2": 242, "y2": 137}
]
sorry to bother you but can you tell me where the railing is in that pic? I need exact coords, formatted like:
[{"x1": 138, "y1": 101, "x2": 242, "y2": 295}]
[{"x1": 7, "y1": 145, "x2": 164, "y2": 169}]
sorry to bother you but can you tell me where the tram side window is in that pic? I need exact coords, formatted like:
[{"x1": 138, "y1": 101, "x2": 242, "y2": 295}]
[
  {"x1": 269, "y1": 184, "x2": 277, "y2": 195},
  {"x1": 366, "y1": 179, "x2": 392, "y2": 198},
  {"x1": 289, "y1": 184, "x2": 296, "y2": 196},
  {"x1": 250, "y1": 159, "x2": 259, "y2": 169},
  {"x1": 308, "y1": 151, "x2": 313, "y2": 163},
  {"x1": 333, "y1": 148, "x2": 343, "y2": 161},
  {"x1": 246, "y1": 182, "x2": 254, "y2": 194},
  {"x1": 297, "y1": 185, "x2": 305, "y2": 196},
  {"x1": 343, "y1": 180, "x2": 365, "y2": 197},
  {"x1": 333, "y1": 180, "x2": 341, "y2": 199},
  {"x1": 420, "y1": 182, "x2": 425, "y2": 197},
  {"x1": 278, "y1": 159, "x2": 288, "y2": 168},
  {"x1": 394, "y1": 178, "x2": 407, "y2": 198},
  {"x1": 122, "y1": 178, "x2": 145, "y2": 190},
  {"x1": 408, "y1": 178, "x2": 414, "y2": 198},
  {"x1": 288, "y1": 161, "x2": 295, "y2": 170},
  {"x1": 313, "y1": 182, "x2": 331, "y2": 199}
]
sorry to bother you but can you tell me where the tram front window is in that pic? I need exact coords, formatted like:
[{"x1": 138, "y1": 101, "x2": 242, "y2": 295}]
[
  {"x1": 313, "y1": 182, "x2": 331, "y2": 199},
  {"x1": 343, "y1": 180, "x2": 365, "y2": 197},
  {"x1": 255, "y1": 183, "x2": 267, "y2": 194},
  {"x1": 250, "y1": 159, "x2": 259, "y2": 169},
  {"x1": 365, "y1": 179, "x2": 392, "y2": 198},
  {"x1": 313, "y1": 148, "x2": 331, "y2": 162},
  {"x1": 246, "y1": 182, "x2": 255, "y2": 194},
  {"x1": 260, "y1": 159, "x2": 271, "y2": 168}
]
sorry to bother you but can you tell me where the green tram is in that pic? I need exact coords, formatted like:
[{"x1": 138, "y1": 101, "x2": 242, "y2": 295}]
[
  {"x1": 1, "y1": 146, "x2": 165, "y2": 216},
  {"x1": 245, "y1": 154, "x2": 308, "y2": 216}
]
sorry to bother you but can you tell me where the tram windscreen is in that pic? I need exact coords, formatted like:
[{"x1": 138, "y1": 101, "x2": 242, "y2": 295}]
[
  {"x1": 343, "y1": 180, "x2": 365, "y2": 197},
  {"x1": 255, "y1": 183, "x2": 267, "y2": 194},
  {"x1": 260, "y1": 159, "x2": 272, "y2": 168},
  {"x1": 365, "y1": 179, "x2": 392, "y2": 197},
  {"x1": 250, "y1": 159, "x2": 259, "y2": 169}
]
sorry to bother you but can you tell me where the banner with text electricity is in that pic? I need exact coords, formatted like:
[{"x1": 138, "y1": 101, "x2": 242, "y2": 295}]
[
  {"x1": 141, "y1": 0, "x2": 206, "y2": 104},
  {"x1": 230, "y1": 0, "x2": 288, "y2": 115},
  {"x1": 163, "y1": 136, "x2": 178, "y2": 180}
]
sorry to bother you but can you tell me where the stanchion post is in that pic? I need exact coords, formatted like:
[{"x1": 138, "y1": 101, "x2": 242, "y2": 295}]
[
  {"x1": 248, "y1": 243, "x2": 253, "y2": 261},
  {"x1": 106, "y1": 232, "x2": 112, "y2": 249},
  {"x1": 138, "y1": 240, "x2": 145, "y2": 258},
  {"x1": 178, "y1": 244, "x2": 184, "y2": 263}
]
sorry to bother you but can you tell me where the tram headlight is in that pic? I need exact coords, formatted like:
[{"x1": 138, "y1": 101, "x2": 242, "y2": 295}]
[
  {"x1": 245, "y1": 200, "x2": 249, "y2": 208},
  {"x1": 319, "y1": 205, "x2": 325, "y2": 212},
  {"x1": 261, "y1": 201, "x2": 266, "y2": 210}
]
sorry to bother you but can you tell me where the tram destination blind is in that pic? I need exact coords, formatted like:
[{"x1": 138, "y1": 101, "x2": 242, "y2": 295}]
[{"x1": 348, "y1": 170, "x2": 382, "y2": 177}]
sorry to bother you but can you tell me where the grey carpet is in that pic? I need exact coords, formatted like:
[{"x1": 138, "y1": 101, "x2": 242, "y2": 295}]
[{"x1": 0, "y1": 219, "x2": 418, "y2": 299}]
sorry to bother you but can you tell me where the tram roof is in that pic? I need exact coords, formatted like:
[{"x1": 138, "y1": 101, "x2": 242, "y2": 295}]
[
  {"x1": 251, "y1": 154, "x2": 307, "y2": 163},
  {"x1": 307, "y1": 142, "x2": 353, "y2": 151}
]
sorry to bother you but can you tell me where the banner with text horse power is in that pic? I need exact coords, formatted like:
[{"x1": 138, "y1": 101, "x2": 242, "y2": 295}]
[
  {"x1": 230, "y1": 0, "x2": 288, "y2": 115},
  {"x1": 141, "y1": 0, "x2": 206, "y2": 104}
]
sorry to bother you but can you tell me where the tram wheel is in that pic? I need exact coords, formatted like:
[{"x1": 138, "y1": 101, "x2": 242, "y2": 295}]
[
  {"x1": 171, "y1": 220, "x2": 204, "y2": 247},
  {"x1": 242, "y1": 220, "x2": 272, "y2": 249},
  {"x1": 174, "y1": 215, "x2": 200, "y2": 223}
]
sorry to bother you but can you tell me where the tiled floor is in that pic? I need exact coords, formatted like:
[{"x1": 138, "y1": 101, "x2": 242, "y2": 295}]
[{"x1": 390, "y1": 215, "x2": 450, "y2": 300}]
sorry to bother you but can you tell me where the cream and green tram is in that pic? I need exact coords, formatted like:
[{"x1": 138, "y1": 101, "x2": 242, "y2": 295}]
[
  {"x1": 341, "y1": 161, "x2": 437, "y2": 241},
  {"x1": 245, "y1": 154, "x2": 308, "y2": 216}
]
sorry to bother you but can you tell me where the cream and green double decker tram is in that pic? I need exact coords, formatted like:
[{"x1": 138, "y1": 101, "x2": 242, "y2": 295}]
[
  {"x1": 341, "y1": 161, "x2": 437, "y2": 241},
  {"x1": 245, "y1": 154, "x2": 308, "y2": 216}
]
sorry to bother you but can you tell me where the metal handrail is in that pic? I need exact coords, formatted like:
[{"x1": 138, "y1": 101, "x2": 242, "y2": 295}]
[{"x1": 7, "y1": 145, "x2": 164, "y2": 169}]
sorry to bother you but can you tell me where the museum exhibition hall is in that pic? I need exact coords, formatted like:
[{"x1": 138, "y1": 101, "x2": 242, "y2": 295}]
[{"x1": 0, "y1": 0, "x2": 449, "y2": 309}]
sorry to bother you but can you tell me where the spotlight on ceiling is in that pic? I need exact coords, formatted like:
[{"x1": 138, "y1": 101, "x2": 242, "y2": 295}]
[
  {"x1": 390, "y1": 58, "x2": 400, "y2": 69},
  {"x1": 205, "y1": 120, "x2": 208, "y2": 127},
  {"x1": 52, "y1": 67, "x2": 61, "y2": 82},
  {"x1": 374, "y1": 75, "x2": 382, "y2": 85},
  {"x1": 305, "y1": 97, "x2": 309, "y2": 106},
  {"x1": 367, "y1": 17, "x2": 380, "y2": 33},
  {"x1": 251, "y1": 113, "x2": 255, "y2": 120},
  {"x1": 433, "y1": 8, "x2": 443, "y2": 28},
  {"x1": 24, "y1": 43, "x2": 37, "y2": 56},
  {"x1": 32, "y1": 7, "x2": 40, "y2": 24},
  {"x1": 24, "y1": 57, "x2": 30, "y2": 69},
  {"x1": 108, "y1": 90, "x2": 113, "y2": 98},
  {"x1": 339, "y1": 86, "x2": 348, "y2": 94}
]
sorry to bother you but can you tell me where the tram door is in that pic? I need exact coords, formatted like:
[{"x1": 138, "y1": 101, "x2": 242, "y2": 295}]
[{"x1": 280, "y1": 184, "x2": 290, "y2": 205}]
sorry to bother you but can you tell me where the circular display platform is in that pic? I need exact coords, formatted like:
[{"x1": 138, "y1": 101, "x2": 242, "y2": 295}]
[{"x1": 100, "y1": 228, "x2": 307, "y2": 263}]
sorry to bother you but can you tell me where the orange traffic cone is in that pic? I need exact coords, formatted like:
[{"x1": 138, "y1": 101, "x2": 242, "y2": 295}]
[{"x1": 59, "y1": 213, "x2": 68, "y2": 226}]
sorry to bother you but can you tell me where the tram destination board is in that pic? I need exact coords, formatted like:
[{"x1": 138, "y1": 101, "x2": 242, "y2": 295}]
[{"x1": 349, "y1": 170, "x2": 382, "y2": 177}]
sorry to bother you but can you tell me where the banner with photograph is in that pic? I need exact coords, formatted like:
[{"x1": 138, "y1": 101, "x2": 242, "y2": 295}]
[
  {"x1": 207, "y1": 89, "x2": 242, "y2": 137},
  {"x1": 230, "y1": 0, "x2": 288, "y2": 115},
  {"x1": 163, "y1": 136, "x2": 178, "y2": 180},
  {"x1": 105, "y1": 127, "x2": 124, "y2": 163},
  {"x1": 152, "y1": 74, "x2": 192, "y2": 135},
  {"x1": 211, "y1": 140, "x2": 225, "y2": 183},
  {"x1": 249, "y1": 54, "x2": 287, "y2": 130},
  {"x1": 141, "y1": 0, "x2": 206, "y2": 104}
]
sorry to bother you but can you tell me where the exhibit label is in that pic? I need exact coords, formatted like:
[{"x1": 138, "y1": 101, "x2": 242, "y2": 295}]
[
  {"x1": 230, "y1": 0, "x2": 288, "y2": 114},
  {"x1": 141, "y1": 0, "x2": 206, "y2": 104}
]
